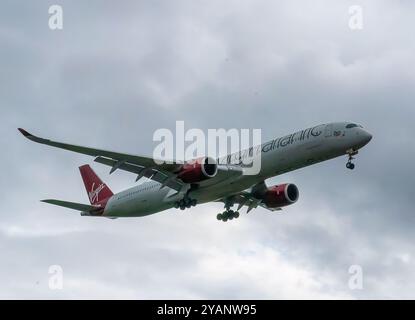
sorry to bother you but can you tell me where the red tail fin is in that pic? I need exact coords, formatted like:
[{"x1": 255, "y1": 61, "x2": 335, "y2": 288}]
[{"x1": 79, "y1": 165, "x2": 113, "y2": 205}]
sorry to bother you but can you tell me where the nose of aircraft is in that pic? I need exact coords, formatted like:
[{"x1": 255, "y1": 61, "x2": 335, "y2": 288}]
[{"x1": 359, "y1": 129, "x2": 373, "y2": 146}]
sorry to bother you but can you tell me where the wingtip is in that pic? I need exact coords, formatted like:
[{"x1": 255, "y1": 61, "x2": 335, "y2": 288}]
[{"x1": 18, "y1": 128, "x2": 32, "y2": 137}]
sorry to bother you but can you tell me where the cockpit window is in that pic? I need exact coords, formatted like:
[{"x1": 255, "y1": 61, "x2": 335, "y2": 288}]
[{"x1": 346, "y1": 123, "x2": 359, "y2": 129}]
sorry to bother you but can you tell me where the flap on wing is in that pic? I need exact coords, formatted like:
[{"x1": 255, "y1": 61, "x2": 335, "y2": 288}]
[
  {"x1": 94, "y1": 156, "x2": 184, "y2": 191},
  {"x1": 219, "y1": 191, "x2": 283, "y2": 213}
]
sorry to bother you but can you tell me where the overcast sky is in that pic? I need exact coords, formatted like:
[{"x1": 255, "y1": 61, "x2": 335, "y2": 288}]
[{"x1": 1, "y1": 0, "x2": 415, "y2": 299}]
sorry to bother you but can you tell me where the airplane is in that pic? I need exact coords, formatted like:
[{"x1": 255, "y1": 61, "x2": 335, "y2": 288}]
[{"x1": 18, "y1": 122, "x2": 372, "y2": 222}]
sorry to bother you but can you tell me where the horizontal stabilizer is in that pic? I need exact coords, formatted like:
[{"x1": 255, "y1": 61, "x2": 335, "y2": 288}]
[{"x1": 41, "y1": 199, "x2": 98, "y2": 212}]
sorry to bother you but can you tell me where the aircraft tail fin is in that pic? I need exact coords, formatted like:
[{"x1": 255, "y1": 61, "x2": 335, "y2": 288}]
[{"x1": 79, "y1": 165, "x2": 113, "y2": 204}]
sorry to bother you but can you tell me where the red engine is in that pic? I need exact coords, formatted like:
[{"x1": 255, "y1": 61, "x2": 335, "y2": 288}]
[
  {"x1": 262, "y1": 183, "x2": 299, "y2": 208},
  {"x1": 176, "y1": 157, "x2": 218, "y2": 184}
]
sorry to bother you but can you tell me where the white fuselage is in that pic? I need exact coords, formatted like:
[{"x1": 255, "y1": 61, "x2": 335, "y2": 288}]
[{"x1": 103, "y1": 122, "x2": 372, "y2": 217}]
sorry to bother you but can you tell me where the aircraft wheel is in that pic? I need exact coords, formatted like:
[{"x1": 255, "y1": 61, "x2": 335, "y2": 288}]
[
  {"x1": 346, "y1": 162, "x2": 355, "y2": 170},
  {"x1": 234, "y1": 211, "x2": 240, "y2": 219},
  {"x1": 191, "y1": 199, "x2": 197, "y2": 207},
  {"x1": 217, "y1": 213, "x2": 223, "y2": 221}
]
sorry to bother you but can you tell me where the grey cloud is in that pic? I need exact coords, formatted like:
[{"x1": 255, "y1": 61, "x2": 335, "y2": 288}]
[{"x1": 1, "y1": 0, "x2": 415, "y2": 299}]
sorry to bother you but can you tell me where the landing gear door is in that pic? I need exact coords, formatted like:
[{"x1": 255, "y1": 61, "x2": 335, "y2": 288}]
[{"x1": 325, "y1": 124, "x2": 333, "y2": 138}]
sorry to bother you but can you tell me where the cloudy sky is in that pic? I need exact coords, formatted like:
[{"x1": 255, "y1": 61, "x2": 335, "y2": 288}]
[{"x1": 1, "y1": 0, "x2": 415, "y2": 299}]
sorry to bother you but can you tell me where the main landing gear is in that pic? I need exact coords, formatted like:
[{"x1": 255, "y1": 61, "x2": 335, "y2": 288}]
[
  {"x1": 217, "y1": 198, "x2": 240, "y2": 222},
  {"x1": 174, "y1": 196, "x2": 197, "y2": 210},
  {"x1": 217, "y1": 210, "x2": 240, "y2": 222},
  {"x1": 346, "y1": 149, "x2": 358, "y2": 170}
]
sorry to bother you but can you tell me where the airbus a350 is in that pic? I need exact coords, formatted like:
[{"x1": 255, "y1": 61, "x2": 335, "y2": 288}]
[{"x1": 18, "y1": 122, "x2": 372, "y2": 222}]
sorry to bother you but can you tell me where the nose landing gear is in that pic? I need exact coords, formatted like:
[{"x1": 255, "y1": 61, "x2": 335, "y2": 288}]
[
  {"x1": 346, "y1": 149, "x2": 358, "y2": 170},
  {"x1": 346, "y1": 162, "x2": 355, "y2": 170}
]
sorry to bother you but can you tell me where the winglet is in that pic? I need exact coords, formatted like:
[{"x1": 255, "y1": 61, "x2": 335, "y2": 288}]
[{"x1": 18, "y1": 128, "x2": 33, "y2": 138}]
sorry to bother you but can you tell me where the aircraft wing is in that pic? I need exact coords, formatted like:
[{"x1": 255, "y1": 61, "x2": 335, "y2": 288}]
[{"x1": 18, "y1": 128, "x2": 185, "y2": 191}]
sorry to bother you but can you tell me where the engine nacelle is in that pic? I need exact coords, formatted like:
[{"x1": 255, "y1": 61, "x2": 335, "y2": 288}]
[
  {"x1": 176, "y1": 157, "x2": 218, "y2": 184},
  {"x1": 262, "y1": 183, "x2": 299, "y2": 208}
]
